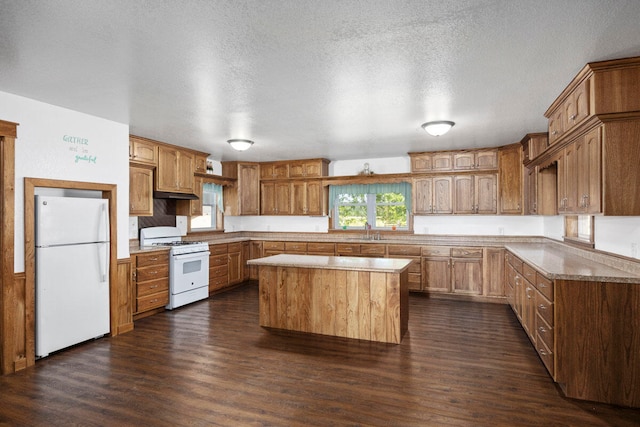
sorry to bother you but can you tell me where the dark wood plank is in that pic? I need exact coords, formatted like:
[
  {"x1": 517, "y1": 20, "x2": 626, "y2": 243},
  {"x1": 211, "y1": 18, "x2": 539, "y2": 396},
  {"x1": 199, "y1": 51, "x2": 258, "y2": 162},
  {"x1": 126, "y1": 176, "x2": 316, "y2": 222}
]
[{"x1": 1, "y1": 283, "x2": 639, "y2": 426}]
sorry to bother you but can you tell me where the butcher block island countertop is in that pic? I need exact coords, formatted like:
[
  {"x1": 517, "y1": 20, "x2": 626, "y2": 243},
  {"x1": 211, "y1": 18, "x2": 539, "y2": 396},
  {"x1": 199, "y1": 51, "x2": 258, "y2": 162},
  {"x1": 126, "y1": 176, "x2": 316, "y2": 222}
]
[{"x1": 248, "y1": 254, "x2": 413, "y2": 344}]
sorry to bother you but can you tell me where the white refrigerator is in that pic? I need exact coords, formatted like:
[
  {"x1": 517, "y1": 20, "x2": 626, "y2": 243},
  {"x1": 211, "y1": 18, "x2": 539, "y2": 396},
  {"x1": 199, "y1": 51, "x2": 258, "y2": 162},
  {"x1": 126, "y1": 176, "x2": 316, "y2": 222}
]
[{"x1": 35, "y1": 195, "x2": 111, "y2": 358}]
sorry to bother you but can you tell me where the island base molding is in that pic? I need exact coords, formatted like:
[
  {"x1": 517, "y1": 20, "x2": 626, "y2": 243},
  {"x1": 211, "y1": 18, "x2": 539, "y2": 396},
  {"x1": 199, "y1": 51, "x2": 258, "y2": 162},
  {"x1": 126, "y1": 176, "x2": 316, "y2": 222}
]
[{"x1": 258, "y1": 266, "x2": 408, "y2": 344}]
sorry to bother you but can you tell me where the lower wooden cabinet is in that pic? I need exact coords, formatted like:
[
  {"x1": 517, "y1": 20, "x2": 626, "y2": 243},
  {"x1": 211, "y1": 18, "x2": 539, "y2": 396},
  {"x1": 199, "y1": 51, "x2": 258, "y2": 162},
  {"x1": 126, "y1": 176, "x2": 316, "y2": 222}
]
[
  {"x1": 133, "y1": 251, "x2": 169, "y2": 315},
  {"x1": 228, "y1": 242, "x2": 243, "y2": 285},
  {"x1": 209, "y1": 243, "x2": 229, "y2": 292}
]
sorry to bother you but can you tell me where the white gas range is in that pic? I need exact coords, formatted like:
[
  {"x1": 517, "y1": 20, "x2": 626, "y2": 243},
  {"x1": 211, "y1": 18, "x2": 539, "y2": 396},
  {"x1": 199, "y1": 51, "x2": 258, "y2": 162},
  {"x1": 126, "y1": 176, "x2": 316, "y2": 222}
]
[{"x1": 140, "y1": 226, "x2": 210, "y2": 310}]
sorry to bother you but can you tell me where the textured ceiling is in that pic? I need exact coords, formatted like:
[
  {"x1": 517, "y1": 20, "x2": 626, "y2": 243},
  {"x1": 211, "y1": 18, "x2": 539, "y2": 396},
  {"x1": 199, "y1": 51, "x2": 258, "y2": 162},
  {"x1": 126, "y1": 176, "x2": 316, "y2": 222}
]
[{"x1": 1, "y1": 0, "x2": 640, "y2": 162}]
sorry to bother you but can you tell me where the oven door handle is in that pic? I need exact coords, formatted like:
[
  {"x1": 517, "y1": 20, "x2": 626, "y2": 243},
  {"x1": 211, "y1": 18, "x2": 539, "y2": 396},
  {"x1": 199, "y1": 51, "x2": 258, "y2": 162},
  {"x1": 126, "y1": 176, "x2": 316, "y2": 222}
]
[{"x1": 172, "y1": 251, "x2": 210, "y2": 261}]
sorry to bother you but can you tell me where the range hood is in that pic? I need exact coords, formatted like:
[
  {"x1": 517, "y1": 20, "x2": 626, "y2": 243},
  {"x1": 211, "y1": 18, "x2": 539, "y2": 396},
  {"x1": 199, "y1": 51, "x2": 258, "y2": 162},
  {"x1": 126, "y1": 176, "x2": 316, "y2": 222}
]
[{"x1": 153, "y1": 191, "x2": 199, "y2": 200}]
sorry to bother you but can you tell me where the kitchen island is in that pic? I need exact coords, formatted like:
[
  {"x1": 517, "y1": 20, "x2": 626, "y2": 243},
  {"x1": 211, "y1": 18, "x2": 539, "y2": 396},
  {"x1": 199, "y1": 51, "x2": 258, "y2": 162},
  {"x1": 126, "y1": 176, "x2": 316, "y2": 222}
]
[{"x1": 247, "y1": 254, "x2": 412, "y2": 344}]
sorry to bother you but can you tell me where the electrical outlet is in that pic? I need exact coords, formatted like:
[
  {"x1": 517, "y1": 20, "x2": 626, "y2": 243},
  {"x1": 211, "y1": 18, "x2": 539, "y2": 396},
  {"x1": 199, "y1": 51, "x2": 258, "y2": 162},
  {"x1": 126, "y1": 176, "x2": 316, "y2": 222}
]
[
  {"x1": 498, "y1": 227, "x2": 505, "y2": 235},
  {"x1": 631, "y1": 243, "x2": 638, "y2": 258},
  {"x1": 128, "y1": 217, "x2": 138, "y2": 239}
]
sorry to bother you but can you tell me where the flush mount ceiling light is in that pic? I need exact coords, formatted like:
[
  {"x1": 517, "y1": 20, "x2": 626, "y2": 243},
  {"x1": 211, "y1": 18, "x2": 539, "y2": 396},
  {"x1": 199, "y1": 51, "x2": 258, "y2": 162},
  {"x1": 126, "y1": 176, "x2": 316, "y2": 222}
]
[
  {"x1": 421, "y1": 121, "x2": 455, "y2": 136},
  {"x1": 227, "y1": 139, "x2": 254, "y2": 151}
]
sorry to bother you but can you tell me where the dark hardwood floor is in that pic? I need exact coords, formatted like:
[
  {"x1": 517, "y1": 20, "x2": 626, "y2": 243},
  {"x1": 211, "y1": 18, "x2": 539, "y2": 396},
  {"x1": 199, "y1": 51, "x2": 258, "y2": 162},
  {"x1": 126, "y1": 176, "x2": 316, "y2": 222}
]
[{"x1": 1, "y1": 283, "x2": 639, "y2": 426}]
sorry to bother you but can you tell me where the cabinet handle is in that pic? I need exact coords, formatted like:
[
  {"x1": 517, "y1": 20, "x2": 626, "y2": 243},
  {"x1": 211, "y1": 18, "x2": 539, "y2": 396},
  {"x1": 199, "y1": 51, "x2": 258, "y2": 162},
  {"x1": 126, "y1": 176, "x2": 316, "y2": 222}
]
[
  {"x1": 539, "y1": 348, "x2": 548, "y2": 356},
  {"x1": 150, "y1": 257, "x2": 158, "y2": 261},
  {"x1": 538, "y1": 326, "x2": 547, "y2": 333},
  {"x1": 538, "y1": 304, "x2": 547, "y2": 310},
  {"x1": 150, "y1": 270, "x2": 157, "y2": 275},
  {"x1": 525, "y1": 287, "x2": 532, "y2": 299},
  {"x1": 149, "y1": 285, "x2": 158, "y2": 289},
  {"x1": 538, "y1": 282, "x2": 546, "y2": 288},
  {"x1": 570, "y1": 114, "x2": 576, "y2": 121}
]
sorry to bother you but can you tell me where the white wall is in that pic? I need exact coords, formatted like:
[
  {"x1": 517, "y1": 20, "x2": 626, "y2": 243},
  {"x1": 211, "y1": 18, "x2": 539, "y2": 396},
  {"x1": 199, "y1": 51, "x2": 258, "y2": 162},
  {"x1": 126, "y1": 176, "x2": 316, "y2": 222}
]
[
  {"x1": 0, "y1": 91, "x2": 130, "y2": 272},
  {"x1": 330, "y1": 157, "x2": 410, "y2": 176},
  {"x1": 595, "y1": 216, "x2": 640, "y2": 259},
  {"x1": 225, "y1": 215, "x2": 329, "y2": 233},
  {"x1": 413, "y1": 215, "x2": 544, "y2": 236}
]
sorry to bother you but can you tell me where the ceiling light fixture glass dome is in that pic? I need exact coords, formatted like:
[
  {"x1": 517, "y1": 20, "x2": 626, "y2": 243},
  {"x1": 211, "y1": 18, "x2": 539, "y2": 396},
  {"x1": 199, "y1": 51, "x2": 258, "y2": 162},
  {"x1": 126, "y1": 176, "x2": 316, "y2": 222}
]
[
  {"x1": 421, "y1": 121, "x2": 455, "y2": 136},
  {"x1": 227, "y1": 139, "x2": 254, "y2": 151}
]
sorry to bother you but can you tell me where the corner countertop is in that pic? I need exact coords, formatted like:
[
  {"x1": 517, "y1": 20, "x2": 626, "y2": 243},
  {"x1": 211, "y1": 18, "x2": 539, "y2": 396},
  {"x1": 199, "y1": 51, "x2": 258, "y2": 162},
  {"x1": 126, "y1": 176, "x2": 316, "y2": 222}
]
[
  {"x1": 505, "y1": 243, "x2": 640, "y2": 284},
  {"x1": 247, "y1": 254, "x2": 413, "y2": 273}
]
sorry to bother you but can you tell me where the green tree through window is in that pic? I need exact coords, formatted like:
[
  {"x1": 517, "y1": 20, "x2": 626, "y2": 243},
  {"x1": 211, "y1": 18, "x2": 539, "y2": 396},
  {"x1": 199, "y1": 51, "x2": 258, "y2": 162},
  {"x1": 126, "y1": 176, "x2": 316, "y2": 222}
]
[{"x1": 336, "y1": 192, "x2": 408, "y2": 229}]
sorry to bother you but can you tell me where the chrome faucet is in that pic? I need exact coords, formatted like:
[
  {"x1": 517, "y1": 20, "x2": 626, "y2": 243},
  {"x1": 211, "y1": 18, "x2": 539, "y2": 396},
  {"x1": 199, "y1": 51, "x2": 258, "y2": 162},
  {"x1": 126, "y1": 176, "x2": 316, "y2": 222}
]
[{"x1": 364, "y1": 222, "x2": 370, "y2": 240}]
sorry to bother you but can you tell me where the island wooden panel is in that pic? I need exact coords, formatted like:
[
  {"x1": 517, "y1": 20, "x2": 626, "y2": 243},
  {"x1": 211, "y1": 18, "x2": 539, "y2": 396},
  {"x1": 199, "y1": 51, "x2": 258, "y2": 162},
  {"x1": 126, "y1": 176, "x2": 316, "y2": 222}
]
[{"x1": 258, "y1": 265, "x2": 408, "y2": 344}]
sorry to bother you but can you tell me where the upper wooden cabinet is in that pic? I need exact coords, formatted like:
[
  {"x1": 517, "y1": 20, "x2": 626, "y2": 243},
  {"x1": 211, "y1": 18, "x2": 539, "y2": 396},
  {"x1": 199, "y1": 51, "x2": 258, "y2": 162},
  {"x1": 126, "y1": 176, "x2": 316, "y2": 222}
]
[
  {"x1": 521, "y1": 133, "x2": 548, "y2": 165},
  {"x1": 410, "y1": 149, "x2": 497, "y2": 173},
  {"x1": 261, "y1": 181, "x2": 291, "y2": 215},
  {"x1": 412, "y1": 176, "x2": 453, "y2": 215},
  {"x1": 291, "y1": 180, "x2": 323, "y2": 215},
  {"x1": 453, "y1": 174, "x2": 497, "y2": 214},
  {"x1": 453, "y1": 149, "x2": 498, "y2": 171},
  {"x1": 288, "y1": 159, "x2": 329, "y2": 178},
  {"x1": 156, "y1": 146, "x2": 194, "y2": 193},
  {"x1": 260, "y1": 162, "x2": 290, "y2": 179},
  {"x1": 545, "y1": 56, "x2": 640, "y2": 145},
  {"x1": 129, "y1": 136, "x2": 158, "y2": 165},
  {"x1": 129, "y1": 165, "x2": 154, "y2": 216},
  {"x1": 498, "y1": 144, "x2": 523, "y2": 215},
  {"x1": 194, "y1": 154, "x2": 208, "y2": 174},
  {"x1": 222, "y1": 162, "x2": 260, "y2": 215}
]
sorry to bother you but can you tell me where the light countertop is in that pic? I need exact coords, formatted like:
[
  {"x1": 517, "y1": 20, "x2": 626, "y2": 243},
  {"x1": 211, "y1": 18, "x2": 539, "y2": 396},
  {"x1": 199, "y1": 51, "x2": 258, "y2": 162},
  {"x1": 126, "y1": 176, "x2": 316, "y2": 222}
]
[
  {"x1": 247, "y1": 254, "x2": 413, "y2": 273},
  {"x1": 505, "y1": 243, "x2": 640, "y2": 283}
]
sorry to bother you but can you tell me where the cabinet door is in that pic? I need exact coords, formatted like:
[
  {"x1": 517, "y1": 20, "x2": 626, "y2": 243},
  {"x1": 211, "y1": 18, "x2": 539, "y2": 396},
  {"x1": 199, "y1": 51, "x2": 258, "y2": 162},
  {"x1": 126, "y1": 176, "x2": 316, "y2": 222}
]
[
  {"x1": 305, "y1": 181, "x2": 323, "y2": 215},
  {"x1": 451, "y1": 258, "x2": 483, "y2": 295},
  {"x1": 475, "y1": 174, "x2": 497, "y2": 214},
  {"x1": 483, "y1": 248, "x2": 504, "y2": 297},
  {"x1": 249, "y1": 241, "x2": 263, "y2": 280},
  {"x1": 498, "y1": 145, "x2": 523, "y2": 214},
  {"x1": 228, "y1": 249, "x2": 242, "y2": 285},
  {"x1": 422, "y1": 257, "x2": 451, "y2": 292},
  {"x1": 239, "y1": 164, "x2": 260, "y2": 215},
  {"x1": 453, "y1": 175, "x2": 474, "y2": 214},
  {"x1": 412, "y1": 178, "x2": 433, "y2": 214},
  {"x1": 261, "y1": 182, "x2": 276, "y2": 215},
  {"x1": 190, "y1": 176, "x2": 203, "y2": 216},
  {"x1": 526, "y1": 166, "x2": 538, "y2": 214},
  {"x1": 177, "y1": 151, "x2": 194, "y2": 192},
  {"x1": 564, "y1": 143, "x2": 579, "y2": 213},
  {"x1": 302, "y1": 161, "x2": 323, "y2": 177},
  {"x1": 130, "y1": 137, "x2": 158, "y2": 165},
  {"x1": 431, "y1": 153, "x2": 453, "y2": 171},
  {"x1": 194, "y1": 154, "x2": 207, "y2": 174},
  {"x1": 156, "y1": 146, "x2": 179, "y2": 191},
  {"x1": 290, "y1": 181, "x2": 307, "y2": 215},
  {"x1": 275, "y1": 182, "x2": 291, "y2": 214},
  {"x1": 242, "y1": 241, "x2": 250, "y2": 281},
  {"x1": 453, "y1": 152, "x2": 475, "y2": 170},
  {"x1": 432, "y1": 176, "x2": 453, "y2": 214},
  {"x1": 129, "y1": 166, "x2": 153, "y2": 216},
  {"x1": 586, "y1": 127, "x2": 602, "y2": 214},
  {"x1": 411, "y1": 154, "x2": 432, "y2": 172},
  {"x1": 475, "y1": 150, "x2": 498, "y2": 170},
  {"x1": 548, "y1": 109, "x2": 564, "y2": 145}
]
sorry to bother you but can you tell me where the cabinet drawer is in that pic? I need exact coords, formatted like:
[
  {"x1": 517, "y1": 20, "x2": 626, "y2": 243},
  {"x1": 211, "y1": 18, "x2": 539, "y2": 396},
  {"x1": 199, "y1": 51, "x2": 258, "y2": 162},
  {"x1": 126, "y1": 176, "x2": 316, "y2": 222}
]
[
  {"x1": 536, "y1": 273, "x2": 553, "y2": 301},
  {"x1": 263, "y1": 241, "x2": 285, "y2": 251},
  {"x1": 136, "y1": 251, "x2": 169, "y2": 268},
  {"x1": 137, "y1": 291, "x2": 169, "y2": 313},
  {"x1": 336, "y1": 243, "x2": 360, "y2": 255},
  {"x1": 209, "y1": 244, "x2": 228, "y2": 255},
  {"x1": 210, "y1": 275, "x2": 228, "y2": 291},
  {"x1": 209, "y1": 253, "x2": 227, "y2": 267},
  {"x1": 307, "y1": 242, "x2": 335, "y2": 254},
  {"x1": 137, "y1": 278, "x2": 169, "y2": 297},
  {"x1": 422, "y1": 246, "x2": 450, "y2": 257},
  {"x1": 210, "y1": 264, "x2": 228, "y2": 278},
  {"x1": 536, "y1": 331, "x2": 554, "y2": 376},
  {"x1": 387, "y1": 245, "x2": 421, "y2": 256},
  {"x1": 360, "y1": 244, "x2": 385, "y2": 256},
  {"x1": 536, "y1": 292, "x2": 554, "y2": 326},
  {"x1": 505, "y1": 252, "x2": 523, "y2": 273},
  {"x1": 137, "y1": 264, "x2": 169, "y2": 282},
  {"x1": 227, "y1": 242, "x2": 242, "y2": 253},
  {"x1": 522, "y1": 263, "x2": 537, "y2": 284},
  {"x1": 285, "y1": 242, "x2": 308, "y2": 253},
  {"x1": 408, "y1": 273, "x2": 421, "y2": 287},
  {"x1": 451, "y1": 247, "x2": 483, "y2": 258},
  {"x1": 536, "y1": 312, "x2": 554, "y2": 350}
]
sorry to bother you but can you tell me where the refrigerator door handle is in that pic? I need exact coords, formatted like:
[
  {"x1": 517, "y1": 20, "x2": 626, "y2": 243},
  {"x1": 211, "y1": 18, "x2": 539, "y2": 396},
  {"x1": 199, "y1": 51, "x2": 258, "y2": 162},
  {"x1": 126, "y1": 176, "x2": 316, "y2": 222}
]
[
  {"x1": 98, "y1": 242, "x2": 109, "y2": 283},
  {"x1": 98, "y1": 202, "x2": 109, "y2": 242}
]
